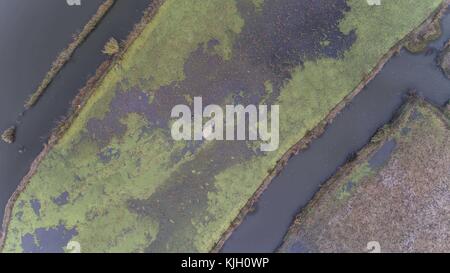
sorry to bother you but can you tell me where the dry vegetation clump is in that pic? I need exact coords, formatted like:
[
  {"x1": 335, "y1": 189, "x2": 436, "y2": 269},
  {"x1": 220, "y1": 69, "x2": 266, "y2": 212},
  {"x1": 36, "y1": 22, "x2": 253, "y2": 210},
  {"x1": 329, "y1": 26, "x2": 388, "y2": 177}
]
[
  {"x1": 1, "y1": 126, "x2": 16, "y2": 144},
  {"x1": 102, "y1": 37, "x2": 120, "y2": 55}
]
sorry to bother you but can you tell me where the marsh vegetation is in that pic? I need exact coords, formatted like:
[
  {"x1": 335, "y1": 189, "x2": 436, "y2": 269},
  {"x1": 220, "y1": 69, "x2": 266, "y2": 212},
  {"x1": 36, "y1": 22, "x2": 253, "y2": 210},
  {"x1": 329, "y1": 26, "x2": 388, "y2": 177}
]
[
  {"x1": 102, "y1": 37, "x2": 120, "y2": 56},
  {"x1": 1, "y1": 0, "x2": 445, "y2": 253}
]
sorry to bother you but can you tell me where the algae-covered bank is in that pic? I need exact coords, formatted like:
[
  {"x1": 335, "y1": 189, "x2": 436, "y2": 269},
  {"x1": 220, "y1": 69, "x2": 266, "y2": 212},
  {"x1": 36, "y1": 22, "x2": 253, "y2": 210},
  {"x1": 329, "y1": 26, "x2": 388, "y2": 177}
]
[
  {"x1": 1, "y1": 0, "x2": 445, "y2": 252},
  {"x1": 279, "y1": 98, "x2": 450, "y2": 253}
]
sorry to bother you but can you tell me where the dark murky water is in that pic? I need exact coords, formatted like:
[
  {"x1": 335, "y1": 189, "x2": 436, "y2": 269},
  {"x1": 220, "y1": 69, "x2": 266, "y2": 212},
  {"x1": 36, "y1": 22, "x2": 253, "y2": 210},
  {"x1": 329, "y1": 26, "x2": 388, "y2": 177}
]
[
  {"x1": 0, "y1": 0, "x2": 153, "y2": 235},
  {"x1": 221, "y1": 11, "x2": 450, "y2": 253},
  {"x1": 368, "y1": 139, "x2": 396, "y2": 169}
]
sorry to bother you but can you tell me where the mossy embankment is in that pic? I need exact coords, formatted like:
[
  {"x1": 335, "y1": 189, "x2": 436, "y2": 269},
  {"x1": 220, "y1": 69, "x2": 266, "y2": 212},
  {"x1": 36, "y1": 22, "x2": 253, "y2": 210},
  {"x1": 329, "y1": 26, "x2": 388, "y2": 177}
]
[
  {"x1": 1, "y1": 0, "x2": 446, "y2": 253},
  {"x1": 279, "y1": 97, "x2": 450, "y2": 253},
  {"x1": 24, "y1": 0, "x2": 116, "y2": 109}
]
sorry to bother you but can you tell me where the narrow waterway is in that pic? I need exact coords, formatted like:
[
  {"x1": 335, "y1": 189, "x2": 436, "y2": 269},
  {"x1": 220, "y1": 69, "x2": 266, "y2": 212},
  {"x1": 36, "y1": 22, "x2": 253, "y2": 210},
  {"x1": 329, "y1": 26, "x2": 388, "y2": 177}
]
[
  {"x1": 0, "y1": 0, "x2": 153, "y2": 229},
  {"x1": 221, "y1": 11, "x2": 450, "y2": 253}
]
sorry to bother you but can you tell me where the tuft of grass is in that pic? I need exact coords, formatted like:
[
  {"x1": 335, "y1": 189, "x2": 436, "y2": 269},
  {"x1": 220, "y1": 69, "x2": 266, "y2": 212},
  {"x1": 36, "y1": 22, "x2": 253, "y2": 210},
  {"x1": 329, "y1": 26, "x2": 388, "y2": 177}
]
[
  {"x1": 102, "y1": 37, "x2": 120, "y2": 56},
  {"x1": 24, "y1": 0, "x2": 116, "y2": 109},
  {"x1": 405, "y1": 20, "x2": 441, "y2": 53},
  {"x1": 1, "y1": 127, "x2": 16, "y2": 144}
]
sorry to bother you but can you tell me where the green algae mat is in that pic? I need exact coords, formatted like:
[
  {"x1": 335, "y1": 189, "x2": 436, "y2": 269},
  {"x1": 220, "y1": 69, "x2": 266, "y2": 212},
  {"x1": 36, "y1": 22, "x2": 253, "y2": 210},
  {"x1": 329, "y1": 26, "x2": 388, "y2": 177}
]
[
  {"x1": 2, "y1": 0, "x2": 444, "y2": 252},
  {"x1": 280, "y1": 98, "x2": 450, "y2": 252}
]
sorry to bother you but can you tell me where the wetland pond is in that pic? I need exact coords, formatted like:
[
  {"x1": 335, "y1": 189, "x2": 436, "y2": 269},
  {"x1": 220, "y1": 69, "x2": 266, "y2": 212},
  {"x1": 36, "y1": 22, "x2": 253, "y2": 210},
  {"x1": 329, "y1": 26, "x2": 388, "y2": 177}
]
[{"x1": 0, "y1": 1, "x2": 449, "y2": 252}]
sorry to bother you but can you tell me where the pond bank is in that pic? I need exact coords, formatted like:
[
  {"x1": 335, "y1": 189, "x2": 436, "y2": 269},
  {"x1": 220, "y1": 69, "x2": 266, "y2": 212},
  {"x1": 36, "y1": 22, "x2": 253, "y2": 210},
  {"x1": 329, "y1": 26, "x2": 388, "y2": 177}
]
[
  {"x1": 279, "y1": 97, "x2": 450, "y2": 253},
  {"x1": 220, "y1": 2, "x2": 450, "y2": 253},
  {"x1": 0, "y1": 0, "x2": 104, "y2": 234}
]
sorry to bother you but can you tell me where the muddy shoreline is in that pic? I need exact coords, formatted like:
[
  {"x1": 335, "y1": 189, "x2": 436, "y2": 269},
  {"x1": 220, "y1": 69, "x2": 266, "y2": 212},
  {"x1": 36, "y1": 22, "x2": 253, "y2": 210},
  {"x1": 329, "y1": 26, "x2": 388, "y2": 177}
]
[
  {"x1": 212, "y1": 0, "x2": 450, "y2": 252},
  {"x1": 0, "y1": 0, "x2": 165, "y2": 251}
]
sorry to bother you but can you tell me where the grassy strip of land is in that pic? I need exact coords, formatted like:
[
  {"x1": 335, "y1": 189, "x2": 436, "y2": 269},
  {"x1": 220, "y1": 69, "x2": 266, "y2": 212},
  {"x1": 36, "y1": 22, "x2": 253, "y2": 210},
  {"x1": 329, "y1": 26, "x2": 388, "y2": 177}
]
[
  {"x1": 279, "y1": 97, "x2": 450, "y2": 253},
  {"x1": 24, "y1": 0, "x2": 115, "y2": 109},
  {"x1": 1, "y1": 0, "x2": 445, "y2": 253}
]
